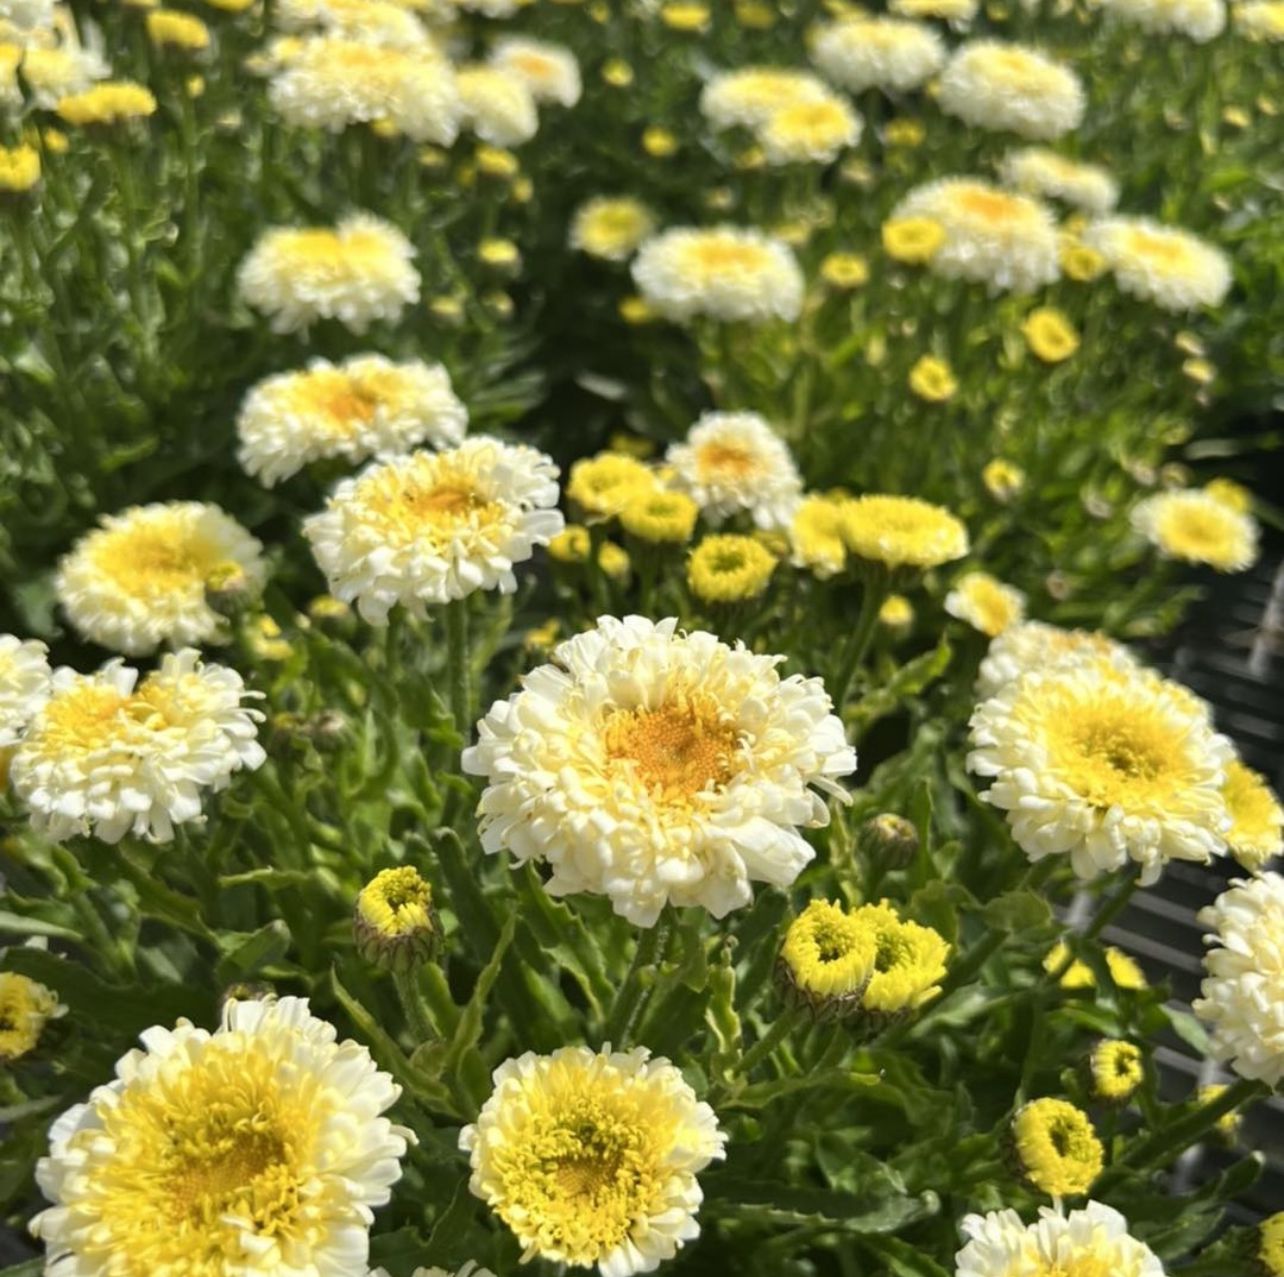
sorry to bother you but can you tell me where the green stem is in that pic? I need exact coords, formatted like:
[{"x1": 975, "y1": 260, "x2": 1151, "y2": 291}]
[
  {"x1": 604, "y1": 921, "x2": 664, "y2": 1047},
  {"x1": 737, "y1": 1006, "x2": 804, "y2": 1076},
  {"x1": 831, "y1": 569, "x2": 888, "y2": 711},
  {"x1": 445, "y1": 599, "x2": 472, "y2": 744},
  {"x1": 1097, "y1": 1078, "x2": 1267, "y2": 1189},
  {"x1": 393, "y1": 967, "x2": 438, "y2": 1044}
]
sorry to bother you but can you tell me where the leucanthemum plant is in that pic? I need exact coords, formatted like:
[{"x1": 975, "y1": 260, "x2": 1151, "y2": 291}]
[{"x1": 3, "y1": 0, "x2": 1284, "y2": 1269}]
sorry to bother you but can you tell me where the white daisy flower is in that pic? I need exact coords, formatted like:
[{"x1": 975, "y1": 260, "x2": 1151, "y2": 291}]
[
  {"x1": 236, "y1": 354, "x2": 467, "y2": 487},
  {"x1": 0, "y1": 635, "x2": 51, "y2": 747},
  {"x1": 1085, "y1": 216, "x2": 1233, "y2": 311},
  {"x1": 456, "y1": 64, "x2": 538, "y2": 146},
  {"x1": 632, "y1": 225, "x2": 804, "y2": 323},
  {"x1": 944, "y1": 572, "x2": 1026, "y2": 637},
  {"x1": 758, "y1": 93, "x2": 862, "y2": 166},
  {"x1": 968, "y1": 654, "x2": 1231, "y2": 883},
  {"x1": 998, "y1": 147, "x2": 1119, "y2": 213},
  {"x1": 665, "y1": 411, "x2": 803, "y2": 530},
  {"x1": 10, "y1": 650, "x2": 265, "y2": 844},
  {"x1": 238, "y1": 213, "x2": 421, "y2": 334},
  {"x1": 938, "y1": 41, "x2": 1085, "y2": 141},
  {"x1": 269, "y1": 35, "x2": 461, "y2": 144},
  {"x1": 891, "y1": 177, "x2": 1060, "y2": 293},
  {"x1": 303, "y1": 438, "x2": 564, "y2": 624},
  {"x1": 699, "y1": 66, "x2": 830, "y2": 130},
  {"x1": 976, "y1": 619, "x2": 1138, "y2": 699},
  {"x1": 463, "y1": 615, "x2": 855, "y2": 925},
  {"x1": 1097, "y1": 0, "x2": 1226, "y2": 40},
  {"x1": 1194, "y1": 873, "x2": 1284, "y2": 1085},
  {"x1": 56, "y1": 501, "x2": 266, "y2": 656},
  {"x1": 1131, "y1": 488, "x2": 1259, "y2": 571},
  {"x1": 31, "y1": 997, "x2": 412, "y2": 1276},
  {"x1": 811, "y1": 16, "x2": 947, "y2": 94},
  {"x1": 488, "y1": 37, "x2": 580, "y2": 107}
]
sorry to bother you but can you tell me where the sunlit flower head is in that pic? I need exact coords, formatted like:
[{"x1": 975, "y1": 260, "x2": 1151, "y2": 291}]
[
  {"x1": 11, "y1": 650, "x2": 264, "y2": 843},
  {"x1": 758, "y1": 93, "x2": 862, "y2": 165},
  {"x1": 56, "y1": 79, "x2": 155, "y2": 126},
  {"x1": 1085, "y1": 216, "x2": 1232, "y2": 310},
  {"x1": 570, "y1": 196, "x2": 656, "y2": 262},
  {"x1": 687, "y1": 533, "x2": 777, "y2": 603},
  {"x1": 238, "y1": 213, "x2": 420, "y2": 333},
  {"x1": 269, "y1": 36, "x2": 461, "y2": 143},
  {"x1": 460, "y1": 1045, "x2": 726, "y2": 1275},
  {"x1": 146, "y1": 8, "x2": 210, "y2": 49},
  {"x1": 463, "y1": 615, "x2": 855, "y2": 925},
  {"x1": 632, "y1": 225, "x2": 804, "y2": 324},
  {"x1": 456, "y1": 64, "x2": 538, "y2": 146},
  {"x1": 0, "y1": 635, "x2": 50, "y2": 746},
  {"x1": 31, "y1": 997, "x2": 412, "y2": 1277},
  {"x1": 0, "y1": 142, "x2": 39, "y2": 191},
  {"x1": 236, "y1": 354, "x2": 467, "y2": 487},
  {"x1": 699, "y1": 66, "x2": 829, "y2": 130},
  {"x1": 1021, "y1": 306, "x2": 1079, "y2": 361},
  {"x1": 789, "y1": 494, "x2": 848, "y2": 579},
  {"x1": 945, "y1": 572, "x2": 1026, "y2": 637},
  {"x1": 1044, "y1": 941, "x2": 1148, "y2": 990},
  {"x1": 840, "y1": 494, "x2": 969, "y2": 570},
  {"x1": 982, "y1": 458, "x2": 1026, "y2": 502},
  {"x1": 820, "y1": 251, "x2": 869, "y2": 288},
  {"x1": 488, "y1": 36, "x2": 580, "y2": 107},
  {"x1": 1011, "y1": 1098, "x2": 1102, "y2": 1197},
  {"x1": 908, "y1": 355, "x2": 957, "y2": 402},
  {"x1": 0, "y1": 972, "x2": 64, "y2": 1061},
  {"x1": 778, "y1": 899, "x2": 877, "y2": 1017},
  {"x1": 17, "y1": 36, "x2": 109, "y2": 109},
  {"x1": 976, "y1": 619, "x2": 1138, "y2": 699},
  {"x1": 666, "y1": 411, "x2": 802, "y2": 530},
  {"x1": 892, "y1": 178, "x2": 1060, "y2": 293},
  {"x1": 272, "y1": 0, "x2": 432, "y2": 46},
  {"x1": 1090, "y1": 1039, "x2": 1145, "y2": 1102},
  {"x1": 1131, "y1": 488, "x2": 1258, "y2": 572},
  {"x1": 1204, "y1": 476, "x2": 1253, "y2": 512},
  {"x1": 1235, "y1": 0, "x2": 1284, "y2": 37},
  {"x1": 811, "y1": 16, "x2": 946, "y2": 93},
  {"x1": 1221, "y1": 758, "x2": 1283, "y2": 874},
  {"x1": 938, "y1": 41, "x2": 1084, "y2": 141},
  {"x1": 956, "y1": 1203, "x2": 1162, "y2": 1277},
  {"x1": 567, "y1": 453, "x2": 657, "y2": 520},
  {"x1": 56, "y1": 501, "x2": 266, "y2": 655},
  {"x1": 999, "y1": 147, "x2": 1118, "y2": 213},
  {"x1": 969, "y1": 655, "x2": 1232, "y2": 883},
  {"x1": 843, "y1": 900, "x2": 949, "y2": 1018},
  {"x1": 304, "y1": 438, "x2": 563, "y2": 624},
  {"x1": 1098, "y1": 0, "x2": 1226, "y2": 39},
  {"x1": 1195, "y1": 872, "x2": 1284, "y2": 1084},
  {"x1": 620, "y1": 489, "x2": 699, "y2": 544}
]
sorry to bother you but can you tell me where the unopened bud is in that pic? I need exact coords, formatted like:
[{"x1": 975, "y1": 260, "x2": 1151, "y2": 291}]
[
  {"x1": 354, "y1": 866, "x2": 440, "y2": 972},
  {"x1": 859, "y1": 813, "x2": 919, "y2": 870}
]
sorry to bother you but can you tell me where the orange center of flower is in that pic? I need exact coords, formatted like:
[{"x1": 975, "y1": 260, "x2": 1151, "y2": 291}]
[
  {"x1": 957, "y1": 187, "x2": 1025, "y2": 225},
  {"x1": 696, "y1": 441, "x2": 760, "y2": 478},
  {"x1": 604, "y1": 691, "x2": 740, "y2": 801}
]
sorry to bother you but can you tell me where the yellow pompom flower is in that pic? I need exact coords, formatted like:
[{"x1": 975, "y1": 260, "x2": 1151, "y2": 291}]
[
  {"x1": 848, "y1": 901, "x2": 949, "y2": 1019},
  {"x1": 879, "y1": 594, "x2": 914, "y2": 631},
  {"x1": 1204, "y1": 476, "x2": 1252, "y2": 513},
  {"x1": 620, "y1": 489, "x2": 699, "y2": 544},
  {"x1": 567, "y1": 453, "x2": 657, "y2": 520},
  {"x1": 1237, "y1": 0, "x2": 1284, "y2": 38},
  {"x1": 688, "y1": 534, "x2": 776, "y2": 603},
  {"x1": 547, "y1": 525, "x2": 591, "y2": 564},
  {"x1": 479, "y1": 237, "x2": 521, "y2": 270},
  {"x1": 1222, "y1": 758, "x2": 1283, "y2": 874},
  {"x1": 1011, "y1": 1098, "x2": 1103, "y2": 1197},
  {"x1": 56, "y1": 80, "x2": 157, "y2": 126},
  {"x1": 1044, "y1": 942, "x2": 1148, "y2": 991},
  {"x1": 0, "y1": 143, "x2": 40, "y2": 192},
  {"x1": 1022, "y1": 307, "x2": 1080, "y2": 362},
  {"x1": 908, "y1": 355, "x2": 958, "y2": 402},
  {"x1": 882, "y1": 216, "x2": 945, "y2": 264},
  {"x1": 0, "y1": 972, "x2": 64, "y2": 1061},
  {"x1": 570, "y1": 196, "x2": 656, "y2": 263},
  {"x1": 983, "y1": 458, "x2": 1026, "y2": 502},
  {"x1": 778, "y1": 899, "x2": 878, "y2": 1018},
  {"x1": 840, "y1": 495, "x2": 969, "y2": 570},
  {"x1": 30, "y1": 997, "x2": 413, "y2": 1277},
  {"x1": 642, "y1": 125, "x2": 678, "y2": 157},
  {"x1": 354, "y1": 865, "x2": 439, "y2": 970},
  {"x1": 886, "y1": 118, "x2": 926, "y2": 146},
  {"x1": 660, "y1": 0, "x2": 710, "y2": 30},
  {"x1": 789, "y1": 493, "x2": 848, "y2": 578},
  {"x1": 598, "y1": 540, "x2": 631, "y2": 581},
  {"x1": 146, "y1": 8, "x2": 211, "y2": 50},
  {"x1": 1089, "y1": 1039, "x2": 1144, "y2": 1102},
  {"x1": 460, "y1": 1045, "x2": 726, "y2": 1275},
  {"x1": 758, "y1": 95, "x2": 862, "y2": 166},
  {"x1": 820, "y1": 252, "x2": 869, "y2": 289},
  {"x1": 945, "y1": 571, "x2": 1026, "y2": 637},
  {"x1": 602, "y1": 57, "x2": 633, "y2": 87}
]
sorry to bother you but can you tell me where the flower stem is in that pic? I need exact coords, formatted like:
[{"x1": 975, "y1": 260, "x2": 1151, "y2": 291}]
[
  {"x1": 604, "y1": 916, "x2": 670, "y2": 1047},
  {"x1": 737, "y1": 1006, "x2": 804, "y2": 1076},
  {"x1": 831, "y1": 568, "x2": 888, "y2": 712},
  {"x1": 445, "y1": 599, "x2": 472, "y2": 745},
  {"x1": 393, "y1": 967, "x2": 438, "y2": 1044}
]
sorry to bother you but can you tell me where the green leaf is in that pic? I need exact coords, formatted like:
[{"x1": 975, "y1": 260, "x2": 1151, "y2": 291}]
[
  {"x1": 867, "y1": 1238, "x2": 951, "y2": 1277},
  {"x1": 0, "y1": 908, "x2": 83, "y2": 942},
  {"x1": 1162, "y1": 1006, "x2": 1211, "y2": 1056},
  {"x1": 982, "y1": 890, "x2": 1053, "y2": 934},
  {"x1": 215, "y1": 920, "x2": 292, "y2": 984},
  {"x1": 445, "y1": 910, "x2": 517, "y2": 1080},
  {"x1": 706, "y1": 1177, "x2": 938, "y2": 1233}
]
